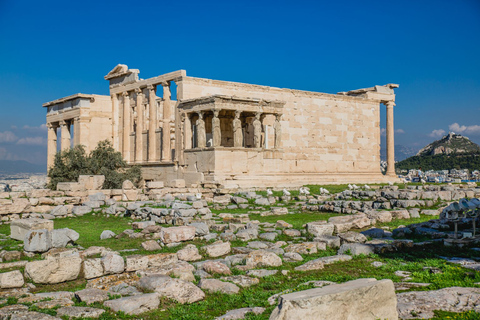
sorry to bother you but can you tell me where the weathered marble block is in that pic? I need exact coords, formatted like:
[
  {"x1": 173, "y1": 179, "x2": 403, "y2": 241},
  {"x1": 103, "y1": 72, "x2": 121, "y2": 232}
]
[{"x1": 10, "y1": 218, "x2": 54, "y2": 241}]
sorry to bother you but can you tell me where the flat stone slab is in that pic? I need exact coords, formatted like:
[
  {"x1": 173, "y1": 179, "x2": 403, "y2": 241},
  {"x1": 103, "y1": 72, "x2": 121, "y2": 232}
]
[
  {"x1": 10, "y1": 218, "x2": 54, "y2": 241},
  {"x1": 270, "y1": 278, "x2": 398, "y2": 320},
  {"x1": 215, "y1": 307, "x2": 265, "y2": 319},
  {"x1": 103, "y1": 293, "x2": 159, "y2": 315},
  {"x1": 397, "y1": 286, "x2": 480, "y2": 319},
  {"x1": 56, "y1": 306, "x2": 105, "y2": 318}
]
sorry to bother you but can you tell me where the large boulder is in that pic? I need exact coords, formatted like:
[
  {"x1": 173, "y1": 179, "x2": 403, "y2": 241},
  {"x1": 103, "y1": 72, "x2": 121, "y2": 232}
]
[
  {"x1": 270, "y1": 278, "x2": 398, "y2": 320},
  {"x1": 25, "y1": 256, "x2": 82, "y2": 284}
]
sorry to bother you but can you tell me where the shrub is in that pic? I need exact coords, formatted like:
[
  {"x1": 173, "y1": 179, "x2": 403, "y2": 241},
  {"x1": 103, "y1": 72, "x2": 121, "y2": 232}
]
[{"x1": 47, "y1": 140, "x2": 142, "y2": 190}]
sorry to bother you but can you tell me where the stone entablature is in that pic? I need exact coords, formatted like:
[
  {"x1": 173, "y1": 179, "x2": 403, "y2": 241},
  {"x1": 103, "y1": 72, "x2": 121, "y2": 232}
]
[{"x1": 44, "y1": 64, "x2": 399, "y2": 187}]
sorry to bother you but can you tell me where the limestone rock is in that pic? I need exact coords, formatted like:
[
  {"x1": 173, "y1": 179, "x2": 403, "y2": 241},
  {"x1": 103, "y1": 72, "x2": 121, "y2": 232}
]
[
  {"x1": 100, "y1": 230, "x2": 116, "y2": 240},
  {"x1": 397, "y1": 286, "x2": 480, "y2": 319},
  {"x1": 221, "y1": 275, "x2": 259, "y2": 287},
  {"x1": 136, "y1": 275, "x2": 204, "y2": 304},
  {"x1": 0, "y1": 270, "x2": 24, "y2": 289},
  {"x1": 328, "y1": 214, "x2": 371, "y2": 233},
  {"x1": 202, "y1": 261, "x2": 231, "y2": 275},
  {"x1": 23, "y1": 229, "x2": 52, "y2": 253},
  {"x1": 10, "y1": 218, "x2": 54, "y2": 241},
  {"x1": 141, "y1": 240, "x2": 162, "y2": 251},
  {"x1": 306, "y1": 221, "x2": 334, "y2": 237},
  {"x1": 101, "y1": 253, "x2": 125, "y2": 274},
  {"x1": 215, "y1": 307, "x2": 265, "y2": 320},
  {"x1": 177, "y1": 244, "x2": 202, "y2": 261},
  {"x1": 338, "y1": 231, "x2": 368, "y2": 244},
  {"x1": 103, "y1": 293, "x2": 159, "y2": 315},
  {"x1": 160, "y1": 226, "x2": 196, "y2": 244},
  {"x1": 270, "y1": 278, "x2": 398, "y2": 320},
  {"x1": 283, "y1": 252, "x2": 303, "y2": 262},
  {"x1": 203, "y1": 241, "x2": 231, "y2": 257},
  {"x1": 83, "y1": 258, "x2": 104, "y2": 279},
  {"x1": 25, "y1": 256, "x2": 82, "y2": 284},
  {"x1": 75, "y1": 288, "x2": 109, "y2": 304},
  {"x1": 285, "y1": 242, "x2": 317, "y2": 255},
  {"x1": 198, "y1": 279, "x2": 240, "y2": 294},
  {"x1": 338, "y1": 243, "x2": 374, "y2": 256},
  {"x1": 244, "y1": 250, "x2": 282, "y2": 269},
  {"x1": 246, "y1": 269, "x2": 278, "y2": 277},
  {"x1": 56, "y1": 306, "x2": 105, "y2": 319},
  {"x1": 51, "y1": 228, "x2": 79, "y2": 248}
]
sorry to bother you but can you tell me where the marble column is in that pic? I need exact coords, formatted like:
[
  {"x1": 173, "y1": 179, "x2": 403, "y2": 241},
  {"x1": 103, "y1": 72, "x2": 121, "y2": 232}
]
[
  {"x1": 111, "y1": 93, "x2": 120, "y2": 151},
  {"x1": 161, "y1": 82, "x2": 171, "y2": 161},
  {"x1": 274, "y1": 114, "x2": 282, "y2": 149},
  {"x1": 47, "y1": 123, "x2": 57, "y2": 169},
  {"x1": 386, "y1": 101, "x2": 396, "y2": 176},
  {"x1": 135, "y1": 88, "x2": 144, "y2": 163},
  {"x1": 122, "y1": 92, "x2": 131, "y2": 162},
  {"x1": 147, "y1": 85, "x2": 157, "y2": 162},
  {"x1": 73, "y1": 117, "x2": 80, "y2": 146},
  {"x1": 233, "y1": 110, "x2": 243, "y2": 147},
  {"x1": 212, "y1": 110, "x2": 221, "y2": 147},
  {"x1": 253, "y1": 112, "x2": 262, "y2": 148},
  {"x1": 184, "y1": 113, "x2": 192, "y2": 150},
  {"x1": 197, "y1": 112, "x2": 206, "y2": 148},
  {"x1": 60, "y1": 120, "x2": 71, "y2": 151}
]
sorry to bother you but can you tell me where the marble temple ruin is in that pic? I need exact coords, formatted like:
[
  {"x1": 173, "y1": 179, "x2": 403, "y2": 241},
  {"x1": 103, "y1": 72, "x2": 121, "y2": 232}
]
[{"x1": 43, "y1": 64, "x2": 399, "y2": 188}]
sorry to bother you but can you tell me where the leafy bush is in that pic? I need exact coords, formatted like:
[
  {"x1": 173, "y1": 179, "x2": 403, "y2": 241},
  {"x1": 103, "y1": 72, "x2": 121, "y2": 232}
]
[{"x1": 47, "y1": 140, "x2": 142, "y2": 190}]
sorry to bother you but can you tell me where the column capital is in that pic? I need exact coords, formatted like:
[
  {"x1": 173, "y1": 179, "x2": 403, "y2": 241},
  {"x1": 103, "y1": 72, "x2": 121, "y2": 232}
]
[
  {"x1": 135, "y1": 88, "x2": 143, "y2": 95},
  {"x1": 122, "y1": 91, "x2": 130, "y2": 97},
  {"x1": 160, "y1": 81, "x2": 170, "y2": 87},
  {"x1": 59, "y1": 120, "x2": 68, "y2": 126},
  {"x1": 147, "y1": 84, "x2": 156, "y2": 91},
  {"x1": 384, "y1": 101, "x2": 396, "y2": 108},
  {"x1": 46, "y1": 122, "x2": 56, "y2": 129}
]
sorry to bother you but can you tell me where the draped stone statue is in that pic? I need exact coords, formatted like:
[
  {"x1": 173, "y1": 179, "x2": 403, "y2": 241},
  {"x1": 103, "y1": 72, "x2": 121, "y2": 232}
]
[
  {"x1": 212, "y1": 110, "x2": 221, "y2": 147},
  {"x1": 274, "y1": 114, "x2": 282, "y2": 149},
  {"x1": 253, "y1": 112, "x2": 262, "y2": 148},
  {"x1": 233, "y1": 110, "x2": 243, "y2": 147},
  {"x1": 197, "y1": 112, "x2": 206, "y2": 148}
]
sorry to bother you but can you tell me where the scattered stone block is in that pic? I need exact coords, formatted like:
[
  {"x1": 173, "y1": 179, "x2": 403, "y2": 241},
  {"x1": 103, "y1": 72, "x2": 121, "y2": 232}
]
[
  {"x1": 203, "y1": 241, "x2": 231, "y2": 257},
  {"x1": 56, "y1": 306, "x2": 105, "y2": 319},
  {"x1": 270, "y1": 278, "x2": 398, "y2": 320},
  {"x1": 75, "y1": 288, "x2": 109, "y2": 304},
  {"x1": 0, "y1": 270, "x2": 24, "y2": 289},
  {"x1": 103, "y1": 293, "x2": 159, "y2": 315},
  {"x1": 160, "y1": 226, "x2": 196, "y2": 244},
  {"x1": 10, "y1": 218, "x2": 54, "y2": 241},
  {"x1": 136, "y1": 275, "x2": 204, "y2": 304},
  {"x1": 25, "y1": 256, "x2": 82, "y2": 284},
  {"x1": 198, "y1": 279, "x2": 240, "y2": 294}
]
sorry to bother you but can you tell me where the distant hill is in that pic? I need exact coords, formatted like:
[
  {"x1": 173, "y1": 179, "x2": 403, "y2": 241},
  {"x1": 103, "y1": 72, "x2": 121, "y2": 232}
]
[
  {"x1": 396, "y1": 133, "x2": 480, "y2": 172},
  {"x1": 381, "y1": 144, "x2": 418, "y2": 161},
  {"x1": 417, "y1": 132, "x2": 480, "y2": 156},
  {"x1": 0, "y1": 160, "x2": 46, "y2": 174}
]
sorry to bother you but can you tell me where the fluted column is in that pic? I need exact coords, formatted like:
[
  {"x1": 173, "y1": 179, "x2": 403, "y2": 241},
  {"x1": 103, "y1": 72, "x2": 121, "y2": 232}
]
[
  {"x1": 386, "y1": 101, "x2": 396, "y2": 176},
  {"x1": 60, "y1": 120, "x2": 71, "y2": 151},
  {"x1": 197, "y1": 112, "x2": 206, "y2": 148},
  {"x1": 122, "y1": 92, "x2": 131, "y2": 162},
  {"x1": 212, "y1": 110, "x2": 221, "y2": 147},
  {"x1": 135, "y1": 88, "x2": 144, "y2": 162},
  {"x1": 161, "y1": 82, "x2": 171, "y2": 161},
  {"x1": 147, "y1": 85, "x2": 158, "y2": 162},
  {"x1": 73, "y1": 117, "x2": 80, "y2": 146},
  {"x1": 47, "y1": 123, "x2": 57, "y2": 170}
]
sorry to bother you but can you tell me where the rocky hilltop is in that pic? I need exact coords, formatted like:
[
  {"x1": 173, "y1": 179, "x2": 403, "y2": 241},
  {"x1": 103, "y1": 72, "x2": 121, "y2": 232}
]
[{"x1": 417, "y1": 132, "x2": 480, "y2": 156}]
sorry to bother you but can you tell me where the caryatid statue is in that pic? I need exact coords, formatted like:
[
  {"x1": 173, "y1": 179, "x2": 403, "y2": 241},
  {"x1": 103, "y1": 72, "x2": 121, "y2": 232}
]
[
  {"x1": 274, "y1": 113, "x2": 282, "y2": 149},
  {"x1": 196, "y1": 112, "x2": 206, "y2": 148},
  {"x1": 212, "y1": 110, "x2": 221, "y2": 147},
  {"x1": 233, "y1": 110, "x2": 243, "y2": 147},
  {"x1": 253, "y1": 112, "x2": 262, "y2": 148}
]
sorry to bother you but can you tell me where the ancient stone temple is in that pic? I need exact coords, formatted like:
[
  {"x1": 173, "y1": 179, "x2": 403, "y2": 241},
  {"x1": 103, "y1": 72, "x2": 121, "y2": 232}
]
[{"x1": 44, "y1": 64, "x2": 399, "y2": 188}]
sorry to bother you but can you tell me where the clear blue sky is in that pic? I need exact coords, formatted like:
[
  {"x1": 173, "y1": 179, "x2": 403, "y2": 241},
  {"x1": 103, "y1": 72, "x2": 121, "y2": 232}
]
[{"x1": 0, "y1": 0, "x2": 479, "y2": 165}]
